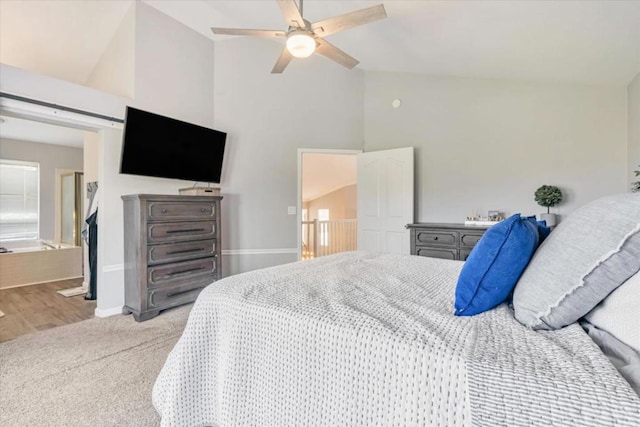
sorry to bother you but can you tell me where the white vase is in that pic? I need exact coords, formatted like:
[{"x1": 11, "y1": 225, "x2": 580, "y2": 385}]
[{"x1": 540, "y1": 213, "x2": 557, "y2": 227}]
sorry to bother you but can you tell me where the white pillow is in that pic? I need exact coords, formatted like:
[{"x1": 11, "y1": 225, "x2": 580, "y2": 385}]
[{"x1": 584, "y1": 271, "x2": 640, "y2": 355}]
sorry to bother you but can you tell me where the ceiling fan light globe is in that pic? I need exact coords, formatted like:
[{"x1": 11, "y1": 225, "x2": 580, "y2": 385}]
[{"x1": 286, "y1": 32, "x2": 315, "y2": 58}]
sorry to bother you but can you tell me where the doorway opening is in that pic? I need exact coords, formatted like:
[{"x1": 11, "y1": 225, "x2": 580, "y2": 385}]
[
  {"x1": 297, "y1": 149, "x2": 360, "y2": 260},
  {"x1": 0, "y1": 98, "x2": 113, "y2": 340}
]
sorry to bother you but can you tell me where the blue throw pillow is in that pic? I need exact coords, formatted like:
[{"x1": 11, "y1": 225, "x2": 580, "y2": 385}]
[
  {"x1": 454, "y1": 214, "x2": 542, "y2": 316},
  {"x1": 536, "y1": 219, "x2": 551, "y2": 243}
]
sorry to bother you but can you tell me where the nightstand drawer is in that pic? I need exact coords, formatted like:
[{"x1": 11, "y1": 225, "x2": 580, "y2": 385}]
[
  {"x1": 147, "y1": 257, "x2": 216, "y2": 288},
  {"x1": 147, "y1": 239, "x2": 216, "y2": 265},
  {"x1": 148, "y1": 201, "x2": 215, "y2": 221},
  {"x1": 148, "y1": 221, "x2": 215, "y2": 243},
  {"x1": 415, "y1": 230, "x2": 457, "y2": 247},
  {"x1": 416, "y1": 247, "x2": 458, "y2": 260},
  {"x1": 460, "y1": 248, "x2": 474, "y2": 261},
  {"x1": 460, "y1": 232, "x2": 484, "y2": 247}
]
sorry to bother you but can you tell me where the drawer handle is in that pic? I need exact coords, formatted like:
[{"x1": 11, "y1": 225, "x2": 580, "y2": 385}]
[
  {"x1": 162, "y1": 266, "x2": 206, "y2": 279},
  {"x1": 166, "y1": 228, "x2": 206, "y2": 234},
  {"x1": 161, "y1": 209, "x2": 167, "y2": 213},
  {"x1": 166, "y1": 247, "x2": 206, "y2": 255},
  {"x1": 201, "y1": 208, "x2": 206, "y2": 212},
  {"x1": 167, "y1": 286, "x2": 205, "y2": 298},
  {"x1": 433, "y1": 236, "x2": 439, "y2": 241}
]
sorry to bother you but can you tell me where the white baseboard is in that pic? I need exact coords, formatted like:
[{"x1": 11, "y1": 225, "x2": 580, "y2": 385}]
[
  {"x1": 94, "y1": 306, "x2": 122, "y2": 318},
  {"x1": 102, "y1": 263, "x2": 124, "y2": 273}
]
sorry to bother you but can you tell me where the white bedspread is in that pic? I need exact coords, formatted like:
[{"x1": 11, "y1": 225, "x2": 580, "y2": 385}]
[{"x1": 153, "y1": 252, "x2": 640, "y2": 426}]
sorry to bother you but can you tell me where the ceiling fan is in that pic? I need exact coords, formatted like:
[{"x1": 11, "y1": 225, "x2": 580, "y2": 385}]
[{"x1": 211, "y1": 0, "x2": 387, "y2": 74}]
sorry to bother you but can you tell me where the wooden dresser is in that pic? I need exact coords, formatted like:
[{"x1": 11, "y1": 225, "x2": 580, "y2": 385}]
[
  {"x1": 406, "y1": 223, "x2": 489, "y2": 261},
  {"x1": 122, "y1": 194, "x2": 222, "y2": 321}
]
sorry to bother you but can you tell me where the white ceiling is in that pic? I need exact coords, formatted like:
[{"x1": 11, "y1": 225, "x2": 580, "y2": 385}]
[
  {"x1": 302, "y1": 153, "x2": 357, "y2": 202},
  {"x1": 0, "y1": 0, "x2": 133, "y2": 86},
  {"x1": 0, "y1": 0, "x2": 638, "y2": 88},
  {"x1": 0, "y1": 116, "x2": 85, "y2": 148}
]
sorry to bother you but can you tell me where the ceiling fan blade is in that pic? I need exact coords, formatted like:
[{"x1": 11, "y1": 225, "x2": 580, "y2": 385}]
[
  {"x1": 211, "y1": 28, "x2": 286, "y2": 38},
  {"x1": 311, "y1": 4, "x2": 387, "y2": 37},
  {"x1": 315, "y1": 39, "x2": 359, "y2": 70},
  {"x1": 276, "y1": 0, "x2": 306, "y2": 29},
  {"x1": 271, "y1": 47, "x2": 294, "y2": 74}
]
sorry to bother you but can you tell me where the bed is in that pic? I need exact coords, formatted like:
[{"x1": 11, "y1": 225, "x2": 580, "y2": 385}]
[{"x1": 153, "y1": 194, "x2": 640, "y2": 426}]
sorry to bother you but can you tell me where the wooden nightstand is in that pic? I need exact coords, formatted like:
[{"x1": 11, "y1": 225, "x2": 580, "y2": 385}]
[{"x1": 406, "y1": 223, "x2": 489, "y2": 261}]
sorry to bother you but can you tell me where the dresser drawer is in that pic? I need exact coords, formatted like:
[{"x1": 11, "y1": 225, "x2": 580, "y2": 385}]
[
  {"x1": 147, "y1": 283, "x2": 206, "y2": 310},
  {"x1": 148, "y1": 201, "x2": 215, "y2": 221},
  {"x1": 415, "y1": 230, "x2": 457, "y2": 247},
  {"x1": 416, "y1": 247, "x2": 458, "y2": 260},
  {"x1": 148, "y1": 221, "x2": 215, "y2": 243},
  {"x1": 148, "y1": 239, "x2": 216, "y2": 265},
  {"x1": 147, "y1": 257, "x2": 216, "y2": 288},
  {"x1": 460, "y1": 231, "x2": 484, "y2": 248}
]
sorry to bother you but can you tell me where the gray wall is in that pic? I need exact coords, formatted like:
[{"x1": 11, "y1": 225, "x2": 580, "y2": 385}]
[
  {"x1": 0, "y1": 138, "x2": 83, "y2": 241},
  {"x1": 134, "y1": 3, "x2": 214, "y2": 128},
  {"x1": 628, "y1": 73, "x2": 640, "y2": 189},
  {"x1": 364, "y1": 72, "x2": 628, "y2": 223},
  {"x1": 213, "y1": 37, "x2": 365, "y2": 275}
]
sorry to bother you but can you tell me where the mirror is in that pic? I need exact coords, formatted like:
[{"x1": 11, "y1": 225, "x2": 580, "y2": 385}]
[{"x1": 60, "y1": 171, "x2": 83, "y2": 246}]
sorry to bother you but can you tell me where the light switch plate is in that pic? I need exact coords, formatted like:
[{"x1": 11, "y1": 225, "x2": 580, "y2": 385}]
[{"x1": 287, "y1": 206, "x2": 297, "y2": 215}]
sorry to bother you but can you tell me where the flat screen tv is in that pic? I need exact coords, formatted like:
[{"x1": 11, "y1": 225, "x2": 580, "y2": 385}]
[{"x1": 120, "y1": 107, "x2": 227, "y2": 183}]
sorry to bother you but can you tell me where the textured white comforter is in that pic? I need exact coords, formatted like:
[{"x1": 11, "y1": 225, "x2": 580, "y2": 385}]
[{"x1": 153, "y1": 252, "x2": 640, "y2": 426}]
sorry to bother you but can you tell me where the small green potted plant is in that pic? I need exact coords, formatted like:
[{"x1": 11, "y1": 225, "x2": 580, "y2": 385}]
[
  {"x1": 535, "y1": 185, "x2": 563, "y2": 227},
  {"x1": 632, "y1": 166, "x2": 639, "y2": 193}
]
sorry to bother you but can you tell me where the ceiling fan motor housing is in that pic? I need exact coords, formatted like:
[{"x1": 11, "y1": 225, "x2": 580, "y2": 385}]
[{"x1": 286, "y1": 29, "x2": 317, "y2": 58}]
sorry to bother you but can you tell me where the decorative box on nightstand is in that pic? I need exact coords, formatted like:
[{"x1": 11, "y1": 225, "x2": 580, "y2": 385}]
[{"x1": 178, "y1": 186, "x2": 221, "y2": 197}]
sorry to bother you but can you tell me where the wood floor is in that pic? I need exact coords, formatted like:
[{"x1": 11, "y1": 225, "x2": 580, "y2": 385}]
[{"x1": 0, "y1": 278, "x2": 96, "y2": 343}]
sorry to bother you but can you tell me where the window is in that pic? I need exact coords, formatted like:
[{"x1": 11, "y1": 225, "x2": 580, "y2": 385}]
[
  {"x1": 0, "y1": 159, "x2": 39, "y2": 241},
  {"x1": 318, "y1": 209, "x2": 330, "y2": 246}
]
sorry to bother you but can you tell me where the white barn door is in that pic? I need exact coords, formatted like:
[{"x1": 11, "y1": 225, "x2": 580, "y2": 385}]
[{"x1": 357, "y1": 147, "x2": 414, "y2": 254}]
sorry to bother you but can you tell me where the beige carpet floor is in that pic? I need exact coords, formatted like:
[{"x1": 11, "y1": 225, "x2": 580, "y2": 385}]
[{"x1": 0, "y1": 304, "x2": 191, "y2": 426}]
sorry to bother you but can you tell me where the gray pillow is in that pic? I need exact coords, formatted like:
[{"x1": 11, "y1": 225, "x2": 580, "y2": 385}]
[{"x1": 513, "y1": 193, "x2": 640, "y2": 330}]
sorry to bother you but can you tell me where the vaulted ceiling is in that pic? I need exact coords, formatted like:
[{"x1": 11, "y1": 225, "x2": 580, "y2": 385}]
[
  {"x1": 1, "y1": 0, "x2": 639, "y2": 88},
  {"x1": 0, "y1": 0, "x2": 133, "y2": 85},
  {"x1": 1, "y1": 0, "x2": 637, "y2": 154}
]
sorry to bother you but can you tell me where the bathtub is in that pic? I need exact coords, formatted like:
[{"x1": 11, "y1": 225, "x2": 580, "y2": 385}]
[{"x1": 0, "y1": 240, "x2": 83, "y2": 289}]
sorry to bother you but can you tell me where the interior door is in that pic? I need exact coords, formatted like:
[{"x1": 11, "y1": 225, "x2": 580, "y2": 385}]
[{"x1": 357, "y1": 147, "x2": 414, "y2": 254}]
